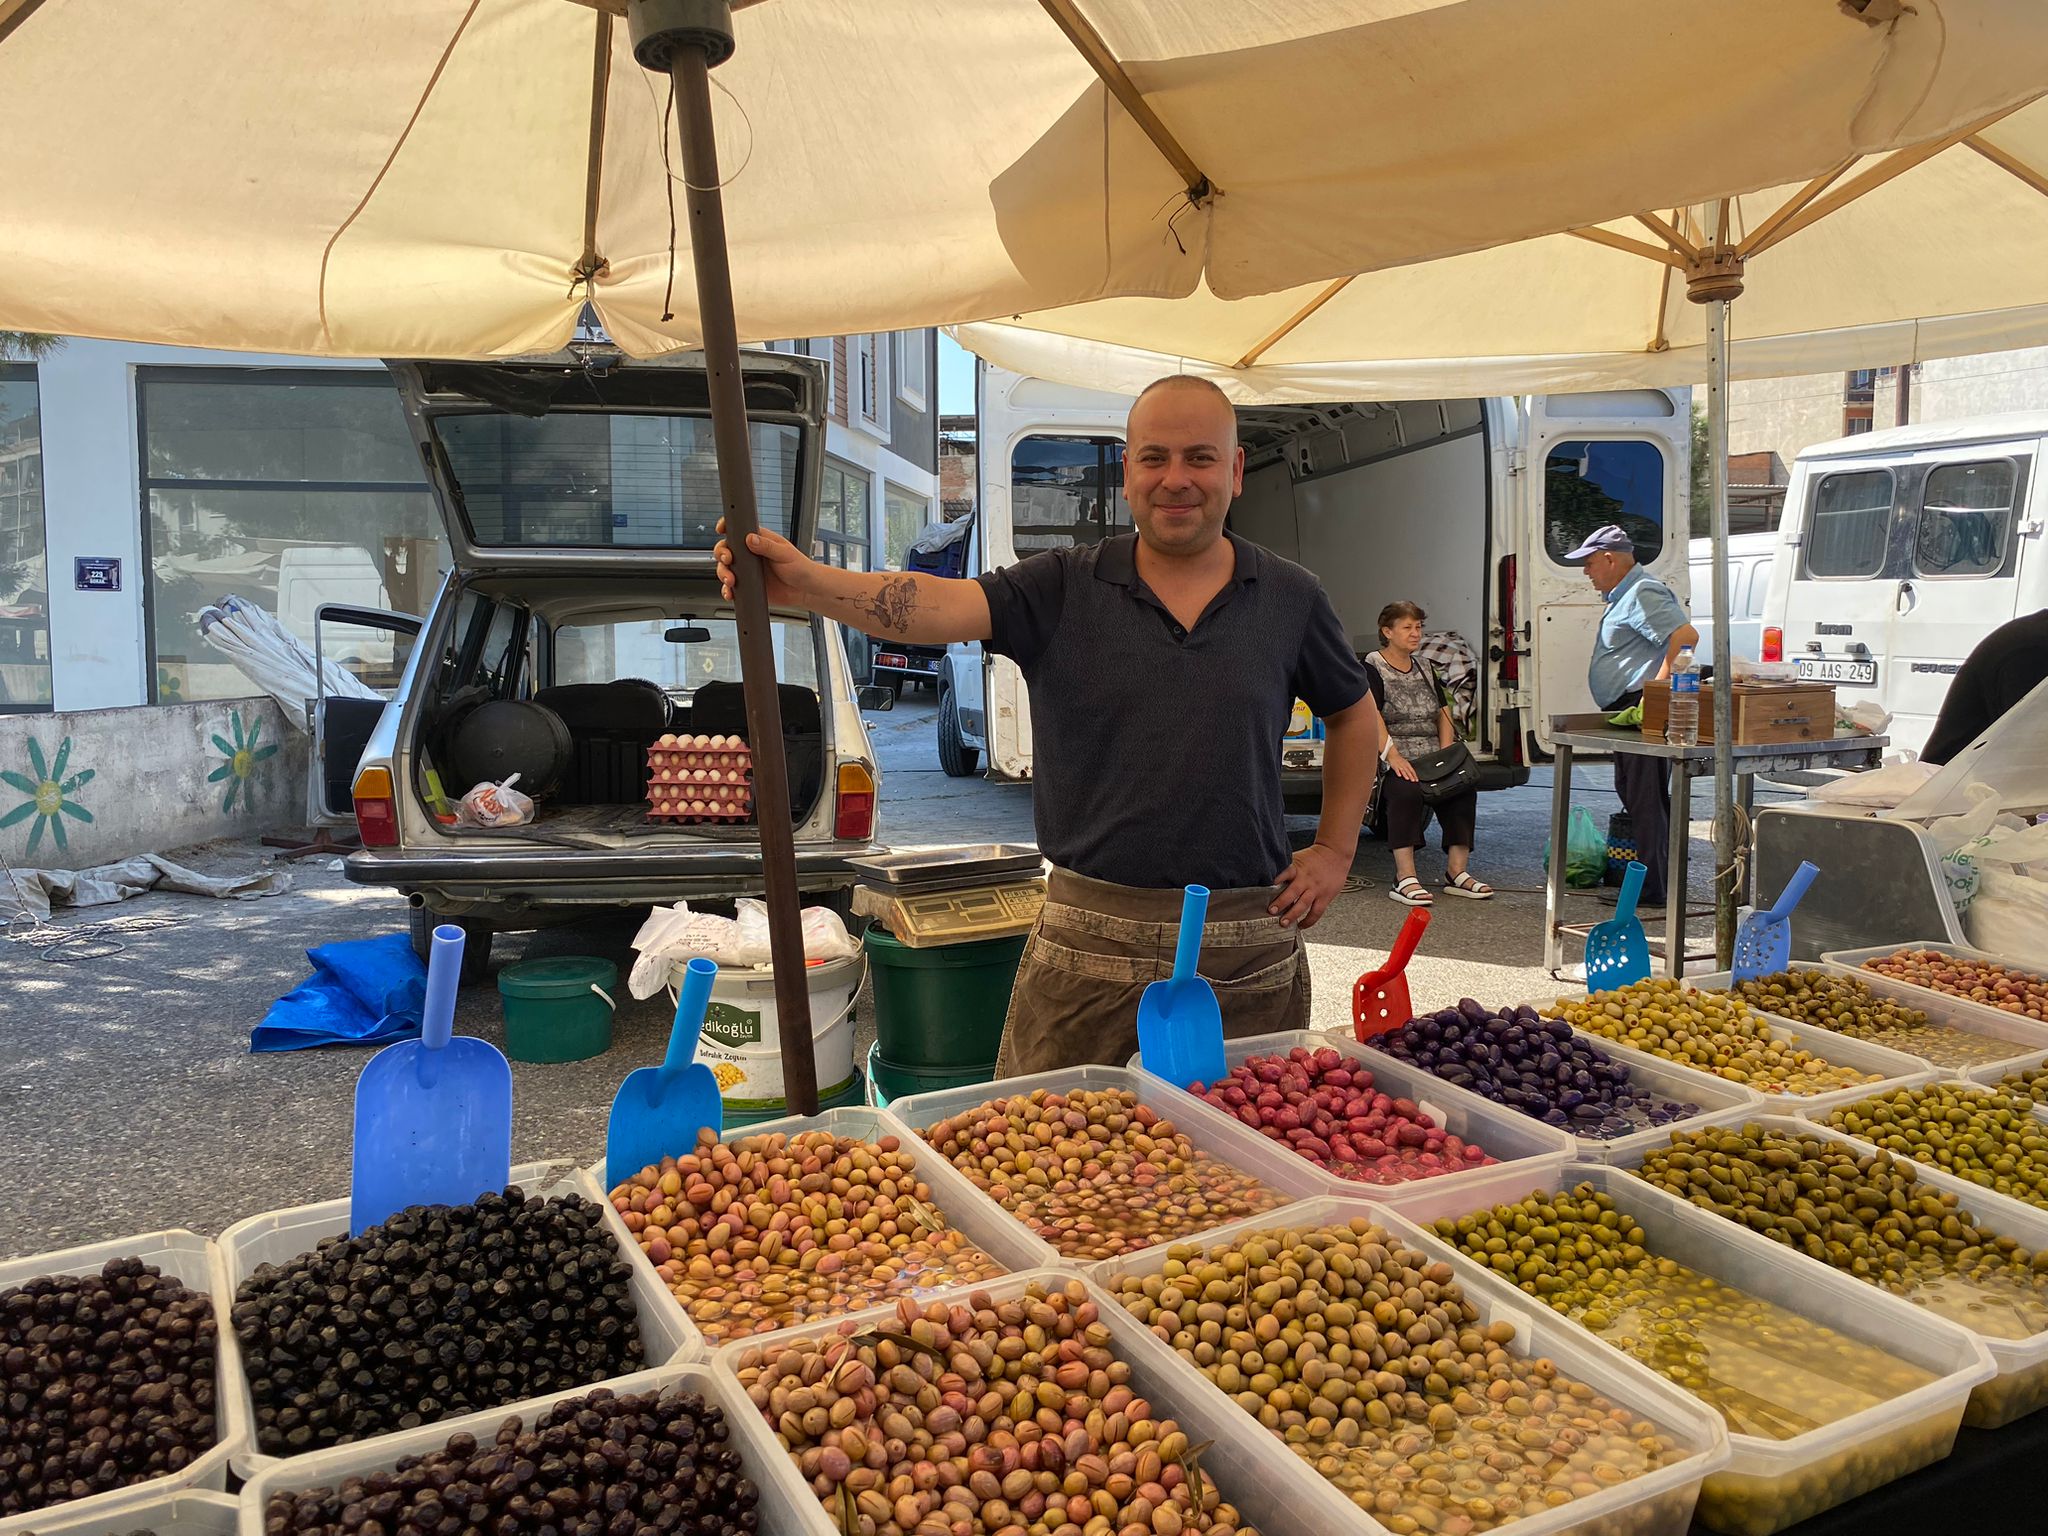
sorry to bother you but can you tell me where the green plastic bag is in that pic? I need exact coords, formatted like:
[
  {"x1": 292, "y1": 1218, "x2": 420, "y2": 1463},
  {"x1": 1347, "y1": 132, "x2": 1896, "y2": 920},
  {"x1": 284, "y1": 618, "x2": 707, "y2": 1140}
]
[{"x1": 1544, "y1": 807, "x2": 1609, "y2": 889}]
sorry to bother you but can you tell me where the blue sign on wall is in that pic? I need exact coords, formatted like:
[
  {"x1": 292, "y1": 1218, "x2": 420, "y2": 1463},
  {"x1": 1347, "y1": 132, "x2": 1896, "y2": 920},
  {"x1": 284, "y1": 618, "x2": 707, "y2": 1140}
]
[{"x1": 74, "y1": 557, "x2": 122, "y2": 592}]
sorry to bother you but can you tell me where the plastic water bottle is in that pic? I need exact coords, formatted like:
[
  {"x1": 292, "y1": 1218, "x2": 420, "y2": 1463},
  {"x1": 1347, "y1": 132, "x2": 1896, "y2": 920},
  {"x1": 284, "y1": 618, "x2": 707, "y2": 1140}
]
[{"x1": 1666, "y1": 647, "x2": 1700, "y2": 746}]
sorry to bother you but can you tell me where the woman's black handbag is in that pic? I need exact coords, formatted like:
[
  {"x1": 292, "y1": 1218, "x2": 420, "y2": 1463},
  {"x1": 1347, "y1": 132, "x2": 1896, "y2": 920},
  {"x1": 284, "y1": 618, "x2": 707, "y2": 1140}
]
[{"x1": 1405, "y1": 741, "x2": 1481, "y2": 805}]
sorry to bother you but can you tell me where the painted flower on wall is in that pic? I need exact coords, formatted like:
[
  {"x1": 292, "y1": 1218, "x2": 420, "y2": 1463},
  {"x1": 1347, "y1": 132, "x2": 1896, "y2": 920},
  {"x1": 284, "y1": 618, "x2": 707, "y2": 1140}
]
[
  {"x1": 208, "y1": 708, "x2": 279, "y2": 813},
  {"x1": 0, "y1": 737, "x2": 95, "y2": 854}
]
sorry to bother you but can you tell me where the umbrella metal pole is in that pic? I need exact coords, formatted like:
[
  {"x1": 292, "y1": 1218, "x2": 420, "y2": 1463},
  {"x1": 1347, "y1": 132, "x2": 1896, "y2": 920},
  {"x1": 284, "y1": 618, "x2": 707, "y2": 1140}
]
[
  {"x1": 1706, "y1": 298, "x2": 1738, "y2": 965},
  {"x1": 637, "y1": 0, "x2": 819, "y2": 1114}
]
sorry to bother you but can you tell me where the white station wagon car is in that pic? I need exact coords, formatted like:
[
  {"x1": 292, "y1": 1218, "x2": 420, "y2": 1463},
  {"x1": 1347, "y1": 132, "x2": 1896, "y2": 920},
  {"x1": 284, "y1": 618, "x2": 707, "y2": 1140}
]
[{"x1": 323, "y1": 349, "x2": 885, "y2": 980}]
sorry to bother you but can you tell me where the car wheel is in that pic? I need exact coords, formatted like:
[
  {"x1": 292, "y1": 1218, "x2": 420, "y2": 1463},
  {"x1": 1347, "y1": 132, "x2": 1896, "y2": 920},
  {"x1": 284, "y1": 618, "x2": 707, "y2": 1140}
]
[
  {"x1": 888, "y1": 676, "x2": 904, "y2": 700},
  {"x1": 410, "y1": 905, "x2": 494, "y2": 985},
  {"x1": 937, "y1": 687, "x2": 979, "y2": 778}
]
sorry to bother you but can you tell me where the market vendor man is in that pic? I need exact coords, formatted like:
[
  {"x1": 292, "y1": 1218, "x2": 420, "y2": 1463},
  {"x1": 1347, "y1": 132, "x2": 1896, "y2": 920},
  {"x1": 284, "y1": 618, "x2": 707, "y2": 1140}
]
[
  {"x1": 715, "y1": 375, "x2": 1384, "y2": 1074},
  {"x1": 1569, "y1": 524, "x2": 1699, "y2": 907}
]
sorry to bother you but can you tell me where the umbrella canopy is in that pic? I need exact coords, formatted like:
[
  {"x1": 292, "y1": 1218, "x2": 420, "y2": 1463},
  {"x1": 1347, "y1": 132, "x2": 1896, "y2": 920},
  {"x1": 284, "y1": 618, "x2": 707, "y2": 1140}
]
[
  {"x1": 3, "y1": 0, "x2": 2047, "y2": 358},
  {"x1": 957, "y1": 96, "x2": 2048, "y2": 403}
]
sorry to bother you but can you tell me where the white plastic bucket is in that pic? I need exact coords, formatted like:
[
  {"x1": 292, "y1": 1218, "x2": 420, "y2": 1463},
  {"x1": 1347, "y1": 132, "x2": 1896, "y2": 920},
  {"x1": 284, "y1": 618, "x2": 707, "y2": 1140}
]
[{"x1": 669, "y1": 947, "x2": 864, "y2": 1115}]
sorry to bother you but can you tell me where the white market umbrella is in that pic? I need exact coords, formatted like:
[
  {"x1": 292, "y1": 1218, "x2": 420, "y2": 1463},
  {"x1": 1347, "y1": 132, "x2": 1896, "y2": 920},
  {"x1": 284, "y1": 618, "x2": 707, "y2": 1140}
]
[
  {"x1": 5, "y1": 1, "x2": 2048, "y2": 1090},
  {"x1": 958, "y1": 105, "x2": 2048, "y2": 961},
  {"x1": 2, "y1": 0, "x2": 2046, "y2": 358}
]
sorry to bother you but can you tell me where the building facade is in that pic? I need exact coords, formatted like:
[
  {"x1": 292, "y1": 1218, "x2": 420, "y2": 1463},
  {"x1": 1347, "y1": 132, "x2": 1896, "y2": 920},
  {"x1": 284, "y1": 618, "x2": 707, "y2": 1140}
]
[
  {"x1": 2, "y1": 330, "x2": 939, "y2": 718},
  {"x1": 1728, "y1": 346, "x2": 2048, "y2": 529}
]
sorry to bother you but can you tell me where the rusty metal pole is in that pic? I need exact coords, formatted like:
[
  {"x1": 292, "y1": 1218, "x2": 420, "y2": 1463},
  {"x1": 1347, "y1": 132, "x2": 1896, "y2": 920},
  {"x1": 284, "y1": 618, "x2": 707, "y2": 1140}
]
[{"x1": 629, "y1": 0, "x2": 818, "y2": 1113}]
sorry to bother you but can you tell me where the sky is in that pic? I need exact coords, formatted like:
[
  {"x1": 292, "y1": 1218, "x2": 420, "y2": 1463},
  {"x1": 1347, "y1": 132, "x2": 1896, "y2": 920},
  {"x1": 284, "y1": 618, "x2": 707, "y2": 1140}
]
[{"x1": 938, "y1": 332, "x2": 975, "y2": 417}]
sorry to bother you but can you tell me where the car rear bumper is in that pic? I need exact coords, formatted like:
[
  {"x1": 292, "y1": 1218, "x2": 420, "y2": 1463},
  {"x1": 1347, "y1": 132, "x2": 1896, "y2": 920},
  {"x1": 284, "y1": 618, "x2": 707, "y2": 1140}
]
[{"x1": 344, "y1": 842, "x2": 879, "y2": 906}]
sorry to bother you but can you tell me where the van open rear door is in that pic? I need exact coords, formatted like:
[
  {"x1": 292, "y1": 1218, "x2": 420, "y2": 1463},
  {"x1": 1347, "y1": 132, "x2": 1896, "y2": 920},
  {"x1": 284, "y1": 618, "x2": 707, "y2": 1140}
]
[{"x1": 1523, "y1": 391, "x2": 1691, "y2": 754}]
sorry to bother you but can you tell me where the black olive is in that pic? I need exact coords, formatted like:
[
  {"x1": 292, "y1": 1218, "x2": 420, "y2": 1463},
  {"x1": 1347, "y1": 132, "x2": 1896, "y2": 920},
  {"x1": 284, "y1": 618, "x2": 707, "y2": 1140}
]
[
  {"x1": 233, "y1": 1190, "x2": 642, "y2": 1454},
  {"x1": 262, "y1": 1388, "x2": 755, "y2": 1536},
  {"x1": 0, "y1": 1260, "x2": 218, "y2": 1518}
]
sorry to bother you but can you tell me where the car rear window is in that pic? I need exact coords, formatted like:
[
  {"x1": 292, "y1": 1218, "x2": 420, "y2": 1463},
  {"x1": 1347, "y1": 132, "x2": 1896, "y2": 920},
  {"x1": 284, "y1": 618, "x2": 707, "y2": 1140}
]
[{"x1": 436, "y1": 414, "x2": 800, "y2": 550}]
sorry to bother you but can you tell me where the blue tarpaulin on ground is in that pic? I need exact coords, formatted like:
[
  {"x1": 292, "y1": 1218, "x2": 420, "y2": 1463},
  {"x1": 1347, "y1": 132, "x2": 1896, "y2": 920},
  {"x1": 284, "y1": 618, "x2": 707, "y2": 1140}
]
[{"x1": 250, "y1": 933, "x2": 428, "y2": 1052}]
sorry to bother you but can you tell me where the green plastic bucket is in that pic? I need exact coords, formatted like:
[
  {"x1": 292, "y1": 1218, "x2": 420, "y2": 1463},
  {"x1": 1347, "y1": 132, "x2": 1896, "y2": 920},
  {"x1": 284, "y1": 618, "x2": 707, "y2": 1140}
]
[
  {"x1": 723, "y1": 1070, "x2": 866, "y2": 1128},
  {"x1": 866, "y1": 927, "x2": 1025, "y2": 1072},
  {"x1": 863, "y1": 1041, "x2": 995, "y2": 1109},
  {"x1": 496, "y1": 956, "x2": 617, "y2": 1063}
]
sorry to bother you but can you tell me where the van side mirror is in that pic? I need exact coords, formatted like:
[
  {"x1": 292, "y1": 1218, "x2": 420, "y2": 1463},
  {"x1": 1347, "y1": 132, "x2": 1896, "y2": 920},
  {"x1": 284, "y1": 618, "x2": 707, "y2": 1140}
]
[{"x1": 857, "y1": 685, "x2": 895, "y2": 712}]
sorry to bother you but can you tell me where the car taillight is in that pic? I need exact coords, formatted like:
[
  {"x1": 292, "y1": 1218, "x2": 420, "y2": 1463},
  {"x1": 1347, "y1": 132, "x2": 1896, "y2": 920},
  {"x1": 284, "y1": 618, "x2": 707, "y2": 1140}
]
[
  {"x1": 835, "y1": 762, "x2": 876, "y2": 841},
  {"x1": 1762, "y1": 626, "x2": 1783, "y2": 663},
  {"x1": 352, "y1": 766, "x2": 400, "y2": 848},
  {"x1": 1498, "y1": 555, "x2": 1519, "y2": 684}
]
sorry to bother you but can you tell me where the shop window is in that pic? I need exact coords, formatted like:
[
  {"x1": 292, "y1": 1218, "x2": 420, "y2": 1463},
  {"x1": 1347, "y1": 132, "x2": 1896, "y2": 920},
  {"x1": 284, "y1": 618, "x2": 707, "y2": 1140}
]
[
  {"x1": 0, "y1": 366, "x2": 51, "y2": 712},
  {"x1": 139, "y1": 370, "x2": 446, "y2": 702},
  {"x1": 1541, "y1": 439, "x2": 1666, "y2": 565},
  {"x1": 883, "y1": 484, "x2": 930, "y2": 570}
]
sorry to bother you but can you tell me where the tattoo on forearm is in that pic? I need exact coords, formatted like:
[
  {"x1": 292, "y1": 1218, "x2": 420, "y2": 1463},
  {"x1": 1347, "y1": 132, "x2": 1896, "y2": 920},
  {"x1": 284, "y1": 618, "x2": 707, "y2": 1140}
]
[{"x1": 858, "y1": 576, "x2": 919, "y2": 635}]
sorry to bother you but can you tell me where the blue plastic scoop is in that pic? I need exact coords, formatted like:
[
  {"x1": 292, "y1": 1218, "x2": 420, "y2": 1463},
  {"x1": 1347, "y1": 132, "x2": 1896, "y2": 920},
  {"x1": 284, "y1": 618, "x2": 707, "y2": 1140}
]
[
  {"x1": 350, "y1": 925, "x2": 513, "y2": 1235},
  {"x1": 1585, "y1": 861, "x2": 1652, "y2": 991},
  {"x1": 1137, "y1": 886, "x2": 1226, "y2": 1088},
  {"x1": 1733, "y1": 861, "x2": 1821, "y2": 983},
  {"x1": 605, "y1": 957, "x2": 725, "y2": 1189}
]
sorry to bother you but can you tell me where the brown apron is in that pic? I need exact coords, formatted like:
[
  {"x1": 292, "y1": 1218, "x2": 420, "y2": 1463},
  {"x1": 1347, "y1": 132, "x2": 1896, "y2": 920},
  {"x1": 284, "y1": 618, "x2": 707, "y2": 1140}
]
[{"x1": 992, "y1": 867, "x2": 1310, "y2": 1078}]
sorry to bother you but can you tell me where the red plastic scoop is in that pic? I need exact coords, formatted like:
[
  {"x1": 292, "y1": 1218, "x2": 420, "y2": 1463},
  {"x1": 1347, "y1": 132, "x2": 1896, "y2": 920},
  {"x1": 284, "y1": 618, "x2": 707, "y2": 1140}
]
[{"x1": 1353, "y1": 907, "x2": 1432, "y2": 1039}]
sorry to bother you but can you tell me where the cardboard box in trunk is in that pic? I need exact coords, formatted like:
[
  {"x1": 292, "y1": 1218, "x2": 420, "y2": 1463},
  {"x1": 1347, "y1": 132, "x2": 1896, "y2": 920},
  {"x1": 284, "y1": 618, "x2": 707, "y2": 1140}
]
[{"x1": 1641, "y1": 679, "x2": 1836, "y2": 744}]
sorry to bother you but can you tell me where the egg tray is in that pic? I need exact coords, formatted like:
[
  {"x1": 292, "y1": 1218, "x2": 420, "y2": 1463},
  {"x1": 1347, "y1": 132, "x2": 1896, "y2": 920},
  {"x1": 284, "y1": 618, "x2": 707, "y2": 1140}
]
[{"x1": 645, "y1": 798, "x2": 754, "y2": 824}]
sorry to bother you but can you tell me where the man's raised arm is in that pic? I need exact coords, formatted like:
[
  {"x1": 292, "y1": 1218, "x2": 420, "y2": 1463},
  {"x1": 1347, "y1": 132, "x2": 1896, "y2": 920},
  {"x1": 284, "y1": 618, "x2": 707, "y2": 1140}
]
[{"x1": 715, "y1": 524, "x2": 992, "y2": 644}]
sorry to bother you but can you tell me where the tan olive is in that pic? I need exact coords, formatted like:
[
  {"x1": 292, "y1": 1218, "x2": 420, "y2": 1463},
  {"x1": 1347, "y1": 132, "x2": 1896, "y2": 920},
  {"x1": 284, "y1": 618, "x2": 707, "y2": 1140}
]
[
  {"x1": 733, "y1": 1280, "x2": 1252, "y2": 1536},
  {"x1": 1545, "y1": 980, "x2": 1881, "y2": 1095},
  {"x1": 917, "y1": 1088, "x2": 1285, "y2": 1261},
  {"x1": 1865, "y1": 948, "x2": 2048, "y2": 1022},
  {"x1": 608, "y1": 1128, "x2": 1005, "y2": 1343},
  {"x1": 1107, "y1": 1215, "x2": 1686, "y2": 1532}
]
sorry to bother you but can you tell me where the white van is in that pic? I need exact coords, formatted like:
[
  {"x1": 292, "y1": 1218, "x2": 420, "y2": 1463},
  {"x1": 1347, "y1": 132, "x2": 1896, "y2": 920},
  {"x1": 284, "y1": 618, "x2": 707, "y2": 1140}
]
[
  {"x1": 936, "y1": 364, "x2": 1693, "y2": 807},
  {"x1": 1762, "y1": 411, "x2": 2048, "y2": 759},
  {"x1": 1687, "y1": 531, "x2": 1777, "y2": 664}
]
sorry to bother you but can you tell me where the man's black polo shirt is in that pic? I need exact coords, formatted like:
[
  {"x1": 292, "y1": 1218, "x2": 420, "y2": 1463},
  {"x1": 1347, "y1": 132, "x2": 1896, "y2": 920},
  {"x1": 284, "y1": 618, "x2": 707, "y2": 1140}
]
[{"x1": 975, "y1": 531, "x2": 1370, "y2": 890}]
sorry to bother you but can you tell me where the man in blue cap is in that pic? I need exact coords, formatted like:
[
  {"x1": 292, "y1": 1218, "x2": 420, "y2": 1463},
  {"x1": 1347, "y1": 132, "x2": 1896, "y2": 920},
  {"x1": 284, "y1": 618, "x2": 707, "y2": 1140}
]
[{"x1": 1568, "y1": 525, "x2": 1698, "y2": 905}]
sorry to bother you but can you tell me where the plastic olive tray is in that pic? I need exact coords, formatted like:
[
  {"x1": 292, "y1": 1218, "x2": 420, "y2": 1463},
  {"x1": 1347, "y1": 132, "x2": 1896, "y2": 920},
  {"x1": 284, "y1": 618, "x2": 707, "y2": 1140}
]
[
  {"x1": 1816, "y1": 944, "x2": 2048, "y2": 1074},
  {"x1": 1606, "y1": 1109, "x2": 2048, "y2": 1430},
  {"x1": 214, "y1": 1160, "x2": 690, "y2": 1480},
  {"x1": 236, "y1": 1363, "x2": 809, "y2": 1536},
  {"x1": 891, "y1": 1063, "x2": 1331, "y2": 1270},
  {"x1": 1380, "y1": 1163, "x2": 1994, "y2": 1536},
  {"x1": 1089, "y1": 1195, "x2": 1732, "y2": 1536},
  {"x1": 11, "y1": 1489, "x2": 239, "y2": 1536},
  {"x1": 1335, "y1": 1019, "x2": 1765, "y2": 1167},
  {"x1": 0, "y1": 1230, "x2": 245, "y2": 1536},
  {"x1": 1124, "y1": 1028, "x2": 1576, "y2": 1207},
  {"x1": 1527, "y1": 988, "x2": 1935, "y2": 1113},
  {"x1": 709, "y1": 1265, "x2": 1381, "y2": 1536},
  {"x1": 580, "y1": 1104, "x2": 1057, "y2": 1359}
]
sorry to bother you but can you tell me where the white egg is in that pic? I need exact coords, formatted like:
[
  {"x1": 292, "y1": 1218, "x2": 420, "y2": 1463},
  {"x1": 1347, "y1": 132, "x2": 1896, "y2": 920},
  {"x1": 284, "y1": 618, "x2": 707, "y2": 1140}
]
[{"x1": 657, "y1": 732, "x2": 676, "y2": 748}]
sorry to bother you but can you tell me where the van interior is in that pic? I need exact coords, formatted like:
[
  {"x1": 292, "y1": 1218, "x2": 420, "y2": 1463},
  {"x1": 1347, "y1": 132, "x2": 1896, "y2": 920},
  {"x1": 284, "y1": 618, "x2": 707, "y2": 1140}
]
[{"x1": 410, "y1": 574, "x2": 827, "y2": 843}]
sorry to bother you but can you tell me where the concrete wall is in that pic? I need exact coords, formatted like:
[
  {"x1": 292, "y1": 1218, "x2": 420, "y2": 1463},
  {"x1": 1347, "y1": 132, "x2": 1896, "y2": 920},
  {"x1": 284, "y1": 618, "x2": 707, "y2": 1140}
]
[
  {"x1": 1726, "y1": 371, "x2": 1852, "y2": 472},
  {"x1": 1873, "y1": 347, "x2": 2048, "y2": 425},
  {"x1": 0, "y1": 695, "x2": 308, "y2": 871}
]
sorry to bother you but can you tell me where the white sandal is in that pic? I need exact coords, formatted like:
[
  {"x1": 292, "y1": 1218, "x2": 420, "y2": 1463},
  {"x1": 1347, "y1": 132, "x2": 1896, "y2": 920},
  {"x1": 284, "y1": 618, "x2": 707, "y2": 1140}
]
[
  {"x1": 1444, "y1": 872, "x2": 1495, "y2": 900},
  {"x1": 1390, "y1": 877, "x2": 1433, "y2": 907}
]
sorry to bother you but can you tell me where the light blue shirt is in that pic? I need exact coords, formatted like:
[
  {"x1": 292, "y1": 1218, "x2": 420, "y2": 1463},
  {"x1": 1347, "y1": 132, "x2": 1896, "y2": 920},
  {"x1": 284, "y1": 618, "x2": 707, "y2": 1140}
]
[{"x1": 1589, "y1": 565, "x2": 1688, "y2": 708}]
